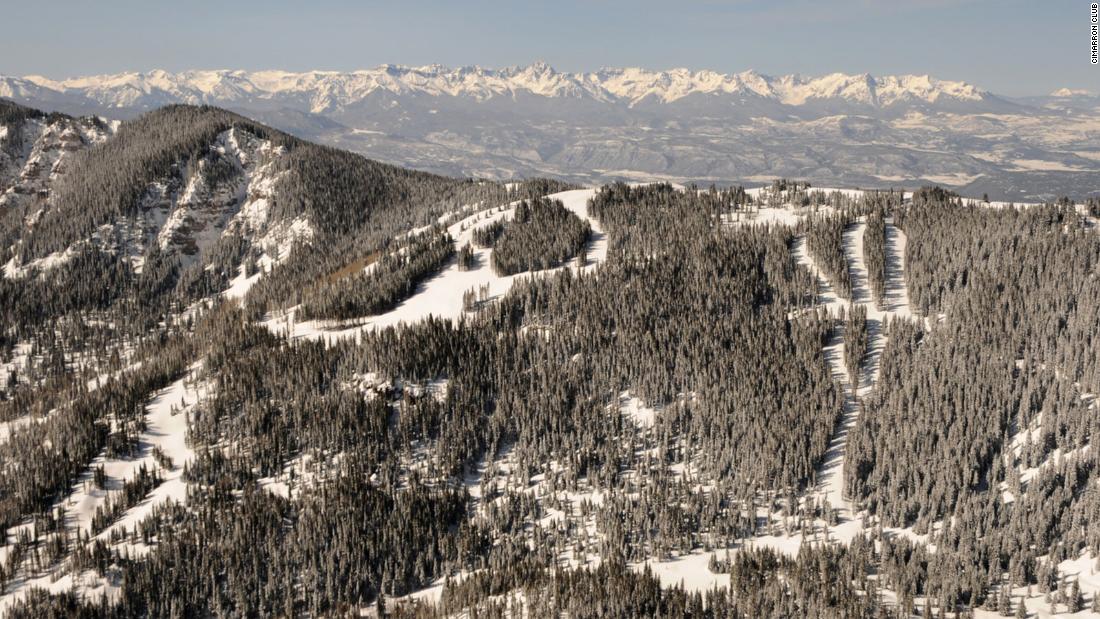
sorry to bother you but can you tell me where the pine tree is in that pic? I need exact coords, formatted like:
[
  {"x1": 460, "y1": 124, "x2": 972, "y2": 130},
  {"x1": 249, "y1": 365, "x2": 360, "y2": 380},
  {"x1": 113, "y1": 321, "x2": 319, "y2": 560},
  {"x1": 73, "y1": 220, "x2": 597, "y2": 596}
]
[{"x1": 1067, "y1": 580, "x2": 1082, "y2": 613}]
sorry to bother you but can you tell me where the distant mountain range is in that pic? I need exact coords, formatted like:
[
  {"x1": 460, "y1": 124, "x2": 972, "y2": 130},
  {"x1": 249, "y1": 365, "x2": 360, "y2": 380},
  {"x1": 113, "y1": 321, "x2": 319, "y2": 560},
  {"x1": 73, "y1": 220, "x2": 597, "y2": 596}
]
[
  {"x1": 4, "y1": 64, "x2": 1099, "y2": 200},
  {"x1": 1, "y1": 64, "x2": 1003, "y2": 110}
]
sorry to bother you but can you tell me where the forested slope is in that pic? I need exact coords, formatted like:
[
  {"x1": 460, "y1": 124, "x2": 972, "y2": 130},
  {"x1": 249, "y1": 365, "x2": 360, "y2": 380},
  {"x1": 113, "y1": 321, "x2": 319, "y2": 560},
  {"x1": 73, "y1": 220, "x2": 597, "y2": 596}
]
[{"x1": 2, "y1": 100, "x2": 1100, "y2": 618}]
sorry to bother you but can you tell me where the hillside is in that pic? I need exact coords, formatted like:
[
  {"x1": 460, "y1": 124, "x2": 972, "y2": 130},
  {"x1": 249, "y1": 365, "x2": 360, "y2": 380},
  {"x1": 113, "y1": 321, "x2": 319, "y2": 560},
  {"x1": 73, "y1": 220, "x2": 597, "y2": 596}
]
[{"x1": 1, "y1": 101, "x2": 1099, "y2": 617}]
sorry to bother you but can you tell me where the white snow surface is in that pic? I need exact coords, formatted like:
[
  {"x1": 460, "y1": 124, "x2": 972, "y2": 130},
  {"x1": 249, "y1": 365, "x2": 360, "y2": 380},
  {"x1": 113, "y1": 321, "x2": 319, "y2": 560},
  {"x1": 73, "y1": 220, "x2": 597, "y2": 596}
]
[{"x1": 619, "y1": 391, "x2": 659, "y2": 428}]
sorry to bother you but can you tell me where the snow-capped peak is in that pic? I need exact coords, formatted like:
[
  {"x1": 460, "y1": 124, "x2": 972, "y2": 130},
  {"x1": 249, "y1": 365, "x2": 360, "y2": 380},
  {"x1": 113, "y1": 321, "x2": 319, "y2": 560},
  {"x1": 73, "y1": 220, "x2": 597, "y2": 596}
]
[
  {"x1": 10, "y1": 64, "x2": 993, "y2": 110},
  {"x1": 1050, "y1": 87, "x2": 1094, "y2": 97}
]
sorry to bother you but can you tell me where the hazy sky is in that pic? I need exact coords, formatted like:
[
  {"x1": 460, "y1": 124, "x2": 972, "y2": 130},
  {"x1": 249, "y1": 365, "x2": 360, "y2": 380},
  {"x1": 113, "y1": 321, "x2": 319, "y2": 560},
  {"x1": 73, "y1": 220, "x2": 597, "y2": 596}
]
[{"x1": 1, "y1": 0, "x2": 1094, "y2": 96}]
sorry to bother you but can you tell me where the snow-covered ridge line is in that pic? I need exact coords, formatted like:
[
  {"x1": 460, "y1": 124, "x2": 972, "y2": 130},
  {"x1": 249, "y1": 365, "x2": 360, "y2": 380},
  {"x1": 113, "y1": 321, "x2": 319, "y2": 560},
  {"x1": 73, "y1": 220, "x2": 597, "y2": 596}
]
[{"x1": 3, "y1": 64, "x2": 993, "y2": 109}]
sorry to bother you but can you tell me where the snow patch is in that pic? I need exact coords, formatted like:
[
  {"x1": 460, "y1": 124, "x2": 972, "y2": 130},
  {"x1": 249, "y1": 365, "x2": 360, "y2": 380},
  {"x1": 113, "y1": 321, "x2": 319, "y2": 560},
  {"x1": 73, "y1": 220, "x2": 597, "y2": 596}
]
[{"x1": 266, "y1": 188, "x2": 604, "y2": 344}]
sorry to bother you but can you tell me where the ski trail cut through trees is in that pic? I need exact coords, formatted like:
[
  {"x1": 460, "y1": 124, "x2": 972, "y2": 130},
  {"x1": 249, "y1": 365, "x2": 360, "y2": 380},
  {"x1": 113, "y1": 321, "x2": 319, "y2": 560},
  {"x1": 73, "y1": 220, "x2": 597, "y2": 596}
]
[
  {"x1": 0, "y1": 366, "x2": 202, "y2": 612},
  {"x1": 883, "y1": 221, "x2": 913, "y2": 319},
  {"x1": 793, "y1": 236, "x2": 859, "y2": 522},
  {"x1": 794, "y1": 217, "x2": 915, "y2": 523},
  {"x1": 844, "y1": 221, "x2": 872, "y2": 306}
]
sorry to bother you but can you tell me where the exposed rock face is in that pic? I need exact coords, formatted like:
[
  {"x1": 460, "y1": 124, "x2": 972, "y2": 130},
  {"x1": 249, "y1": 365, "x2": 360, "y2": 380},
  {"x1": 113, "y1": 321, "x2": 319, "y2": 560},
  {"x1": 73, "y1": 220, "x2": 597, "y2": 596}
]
[
  {"x1": 1, "y1": 108, "x2": 311, "y2": 277},
  {"x1": 1, "y1": 113, "x2": 114, "y2": 212}
]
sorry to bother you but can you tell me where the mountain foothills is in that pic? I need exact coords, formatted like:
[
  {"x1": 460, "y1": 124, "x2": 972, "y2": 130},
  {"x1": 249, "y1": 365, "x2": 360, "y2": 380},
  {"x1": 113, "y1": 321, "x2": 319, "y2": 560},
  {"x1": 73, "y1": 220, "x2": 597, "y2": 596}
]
[
  {"x1": 1, "y1": 97, "x2": 1100, "y2": 618},
  {"x1": 2, "y1": 64, "x2": 1099, "y2": 202}
]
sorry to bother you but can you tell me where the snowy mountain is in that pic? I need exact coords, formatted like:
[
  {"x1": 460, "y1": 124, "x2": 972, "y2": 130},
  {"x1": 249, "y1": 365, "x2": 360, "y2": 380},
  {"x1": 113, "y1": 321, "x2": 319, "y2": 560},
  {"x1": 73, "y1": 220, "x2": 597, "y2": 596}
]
[
  {"x1": 1050, "y1": 88, "x2": 1094, "y2": 97},
  {"x1": 0, "y1": 108, "x2": 115, "y2": 210},
  {"x1": 5, "y1": 64, "x2": 1097, "y2": 202},
  {"x1": 0, "y1": 100, "x2": 527, "y2": 296},
  {"x1": 0, "y1": 102, "x2": 303, "y2": 280},
  {"x1": 2, "y1": 98, "x2": 1100, "y2": 616},
  {"x1": 5, "y1": 64, "x2": 1000, "y2": 111}
]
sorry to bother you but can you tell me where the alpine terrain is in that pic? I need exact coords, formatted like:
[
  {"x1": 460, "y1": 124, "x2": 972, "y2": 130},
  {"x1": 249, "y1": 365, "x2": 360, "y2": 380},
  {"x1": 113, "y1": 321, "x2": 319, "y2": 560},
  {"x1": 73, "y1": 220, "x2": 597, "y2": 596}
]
[
  {"x1": 1, "y1": 92, "x2": 1099, "y2": 619},
  {"x1": 3, "y1": 64, "x2": 1099, "y2": 202}
]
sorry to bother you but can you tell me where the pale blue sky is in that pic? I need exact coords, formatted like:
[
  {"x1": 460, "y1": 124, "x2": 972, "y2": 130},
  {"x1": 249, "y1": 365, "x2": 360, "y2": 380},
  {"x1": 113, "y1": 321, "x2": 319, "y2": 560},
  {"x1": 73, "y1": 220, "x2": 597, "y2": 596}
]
[{"x1": 1, "y1": 0, "x2": 1093, "y2": 96}]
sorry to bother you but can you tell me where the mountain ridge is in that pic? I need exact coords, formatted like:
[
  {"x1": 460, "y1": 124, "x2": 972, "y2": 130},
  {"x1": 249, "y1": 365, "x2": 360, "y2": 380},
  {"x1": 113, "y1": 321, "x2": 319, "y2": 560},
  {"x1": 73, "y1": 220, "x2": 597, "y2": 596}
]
[
  {"x1": 3, "y1": 64, "x2": 1097, "y2": 202},
  {"x1": 3, "y1": 63, "x2": 999, "y2": 110}
]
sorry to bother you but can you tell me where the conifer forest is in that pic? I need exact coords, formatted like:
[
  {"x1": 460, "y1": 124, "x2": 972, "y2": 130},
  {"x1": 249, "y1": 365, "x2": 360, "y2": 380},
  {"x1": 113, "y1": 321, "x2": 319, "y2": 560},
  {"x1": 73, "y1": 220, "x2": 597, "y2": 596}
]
[{"x1": 1, "y1": 97, "x2": 1099, "y2": 618}]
